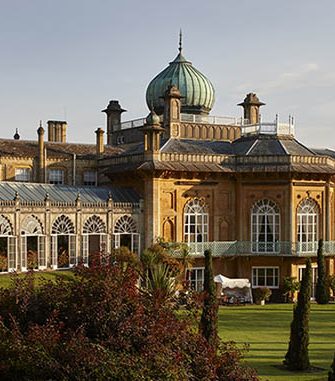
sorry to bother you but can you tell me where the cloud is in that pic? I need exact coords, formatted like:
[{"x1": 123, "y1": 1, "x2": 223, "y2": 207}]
[{"x1": 233, "y1": 62, "x2": 335, "y2": 95}]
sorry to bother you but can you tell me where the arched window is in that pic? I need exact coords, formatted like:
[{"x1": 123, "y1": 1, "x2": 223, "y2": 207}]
[
  {"x1": 0, "y1": 215, "x2": 12, "y2": 236},
  {"x1": 184, "y1": 198, "x2": 208, "y2": 255},
  {"x1": 51, "y1": 215, "x2": 76, "y2": 269},
  {"x1": 114, "y1": 216, "x2": 137, "y2": 233},
  {"x1": 113, "y1": 215, "x2": 139, "y2": 255},
  {"x1": 83, "y1": 215, "x2": 106, "y2": 234},
  {"x1": 52, "y1": 215, "x2": 75, "y2": 234},
  {"x1": 251, "y1": 199, "x2": 280, "y2": 253},
  {"x1": 297, "y1": 198, "x2": 319, "y2": 253},
  {"x1": 82, "y1": 216, "x2": 107, "y2": 265},
  {"x1": 20, "y1": 215, "x2": 45, "y2": 271},
  {"x1": 21, "y1": 215, "x2": 43, "y2": 235},
  {"x1": 0, "y1": 215, "x2": 15, "y2": 273}
]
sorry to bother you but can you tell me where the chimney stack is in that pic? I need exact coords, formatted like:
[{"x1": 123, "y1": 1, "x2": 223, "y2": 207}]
[
  {"x1": 238, "y1": 93, "x2": 265, "y2": 125},
  {"x1": 37, "y1": 121, "x2": 45, "y2": 183},
  {"x1": 95, "y1": 128, "x2": 105, "y2": 156},
  {"x1": 102, "y1": 100, "x2": 126, "y2": 145},
  {"x1": 47, "y1": 120, "x2": 67, "y2": 143}
]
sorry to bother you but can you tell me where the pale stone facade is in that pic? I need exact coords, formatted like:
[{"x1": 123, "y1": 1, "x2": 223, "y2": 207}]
[{"x1": 0, "y1": 183, "x2": 142, "y2": 273}]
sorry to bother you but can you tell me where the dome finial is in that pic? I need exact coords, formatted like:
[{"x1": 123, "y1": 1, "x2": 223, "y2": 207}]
[
  {"x1": 179, "y1": 29, "x2": 182, "y2": 53},
  {"x1": 14, "y1": 128, "x2": 20, "y2": 140}
]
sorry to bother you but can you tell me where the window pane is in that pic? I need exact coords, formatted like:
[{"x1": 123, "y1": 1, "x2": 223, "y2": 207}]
[
  {"x1": 252, "y1": 267, "x2": 279, "y2": 288},
  {"x1": 266, "y1": 268, "x2": 274, "y2": 286},
  {"x1": 258, "y1": 268, "x2": 265, "y2": 286},
  {"x1": 83, "y1": 171, "x2": 97, "y2": 186},
  {"x1": 251, "y1": 200, "x2": 280, "y2": 252},
  {"x1": 188, "y1": 268, "x2": 204, "y2": 291},
  {"x1": 184, "y1": 200, "x2": 208, "y2": 254},
  {"x1": 297, "y1": 199, "x2": 318, "y2": 251},
  {"x1": 48, "y1": 169, "x2": 64, "y2": 185},
  {"x1": 15, "y1": 168, "x2": 31, "y2": 182}
]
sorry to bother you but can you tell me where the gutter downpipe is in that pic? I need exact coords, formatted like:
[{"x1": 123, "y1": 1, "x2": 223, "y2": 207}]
[{"x1": 73, "y1": 153, "x2": 76, "y2": 186}]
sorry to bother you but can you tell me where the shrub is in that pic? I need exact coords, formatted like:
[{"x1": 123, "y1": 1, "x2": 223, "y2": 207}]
[
  {"x1": 328, "y1": 275, "x2": 335, "y2": 298},
  {"x1": 0, "y1": 257, "x2": 258, "y2": 381},
  {"x1": 0, "y1": 253, "x2": 7, "y2": 272},
  {"x1": 253, "y1": 287, "x2": 272, "y2": 303},
  {"x1": 282, "y1": 276, "x2": 300, "y2": 302},
  {"x1": 27, "y1": 250, "x2": 38, "y2": 270}
]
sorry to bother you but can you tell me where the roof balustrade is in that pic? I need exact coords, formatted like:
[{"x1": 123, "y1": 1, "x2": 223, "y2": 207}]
[{"x1": 241, "y1": 115, "x2": 295, "y2": 137}]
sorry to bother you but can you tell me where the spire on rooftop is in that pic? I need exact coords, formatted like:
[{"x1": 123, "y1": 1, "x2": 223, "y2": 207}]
[
  {"x1": 13, "y1": 128, "x2": 20, "y2": 140},
  {"x1": 179, "y1": 29, "x2": 182, "y2": 54}
]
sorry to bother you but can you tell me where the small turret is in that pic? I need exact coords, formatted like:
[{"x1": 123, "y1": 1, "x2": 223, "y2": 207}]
[
  {"x1": 163, "y1": 85, "x2": 181, "y2": 138},
  {"x1": 143, "y1": 110, "x2": 164, "y2": 159}
]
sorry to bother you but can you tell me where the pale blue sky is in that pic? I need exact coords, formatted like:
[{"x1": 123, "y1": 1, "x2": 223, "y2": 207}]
[{"x1": 0, "y1": 0, "x2": 334, "y2": 148}]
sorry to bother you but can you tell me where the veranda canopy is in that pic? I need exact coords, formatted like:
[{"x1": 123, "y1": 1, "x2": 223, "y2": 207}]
[
  {"x1": 214, "y1": 275, "x2": 253, "y2": 303},
  {"x1": 214, "y1": 275, "x2": 251, "y2": 289}
]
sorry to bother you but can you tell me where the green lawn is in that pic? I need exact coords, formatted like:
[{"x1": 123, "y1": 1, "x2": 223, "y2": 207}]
[
  {"x1": 218, "y1": 303, "x2": 335, "y2": 381},
  {"x1": 0, "y1": 270, "x2": 76, "y2": 288}
]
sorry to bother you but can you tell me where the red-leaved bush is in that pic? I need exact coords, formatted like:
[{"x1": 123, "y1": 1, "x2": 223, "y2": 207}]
[{"x1": 0, "y1": 256, "x2": 258, "y2": 381}]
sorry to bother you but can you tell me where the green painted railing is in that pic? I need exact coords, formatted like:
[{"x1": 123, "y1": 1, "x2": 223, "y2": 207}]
[{"x1": 176, "y1": 241, "x2": 335, "y2": 257}]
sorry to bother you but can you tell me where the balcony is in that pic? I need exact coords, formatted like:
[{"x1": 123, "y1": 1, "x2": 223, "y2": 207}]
[
  {"x1": 241, "y1": 115, "x2": 295, "y2": 137},
  {"x1": 180, "y1": 113, "x2": 248, "y2": 126},
  {"x1": 182, "y1": 241, "x2": 335, "y2": 257},
  {"x1": 115, "y1": 117, "x2": 147, "y2": 130}
]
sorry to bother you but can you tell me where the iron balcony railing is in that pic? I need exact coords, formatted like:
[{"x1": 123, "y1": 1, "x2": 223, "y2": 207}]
[
  {"x1": 241, "y1": 115, "x2": 295, "y2": 137},
  {"x1": 180, "y1": 113, "x2": 248, "y2": 126},
  {"x1": 180, "y1": 241, "x2": 335, "y2": 257},
  {"x1": 115, "y1": 117, "x2": 147, "y2": 130}
]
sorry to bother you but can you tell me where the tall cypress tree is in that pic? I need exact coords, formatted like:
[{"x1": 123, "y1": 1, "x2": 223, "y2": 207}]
[
  {"x1": 284, "y1": 258, "x2": 311, "y2": 370},
  {"x1": 199, "y1": 249, "x2": 218, "y2": 348},
  {"x1": 316, "y1": 239, "x2": 330, "y2": 304}
]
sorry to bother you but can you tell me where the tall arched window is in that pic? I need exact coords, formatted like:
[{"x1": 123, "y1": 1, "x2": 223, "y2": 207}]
[
  {"x1": 51, "y1": 215, "x2": 76, "y2": 269},
  {"x1": 83, "y1": 215, "x2": 106, "y2": 234},
  {"x1": 184, "y1": 198, "x2": 208, "y2": 255},
  {"x1": 82, "y1": 215, "x2": 107, "y2": 265},
  {"x1": 52, "y1": 215, "x2": 75, "y2": 235},
  {"x1": 297, "y1": 198, "x2": 319, "y2": 253},
  {"x1": 113, "y1": 215, "x2": 140, "y2": 255},
  {"x1": 0, "y1": 215, "x2": 13, "y2": 236},
  {"x1": 251, "y1": 199, "x2": 280, "y2": 253},
  {"x1": 0, "y1": 215, "x2": 15, "y2": 272},
  {"x1": 21, "y1": 215, "x2": 45, "y2": 271},
  {"x1": 114, "y1": 216, "x2": 137, "y2": 234}
]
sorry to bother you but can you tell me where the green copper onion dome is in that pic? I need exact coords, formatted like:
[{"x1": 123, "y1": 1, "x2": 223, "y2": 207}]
[{"x1": 146, "y1": 34, "x2": 215, "y2": 115}]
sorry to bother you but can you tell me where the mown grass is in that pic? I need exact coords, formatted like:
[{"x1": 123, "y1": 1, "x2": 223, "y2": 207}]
[
  {"x1": 0, "y1": 270, "x2": 76, "y2": 288},
  {"x1": 218, "y1": 303, "x2": 335, "y2": 381}
]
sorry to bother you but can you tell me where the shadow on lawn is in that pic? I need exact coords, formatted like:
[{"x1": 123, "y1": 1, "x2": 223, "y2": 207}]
[
  {"x1": 272, "y1": 364, "x2": 325, "y2": 373},
  {"x1": 37, "y1": 270, "x2": 76, "y2": 283}
]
